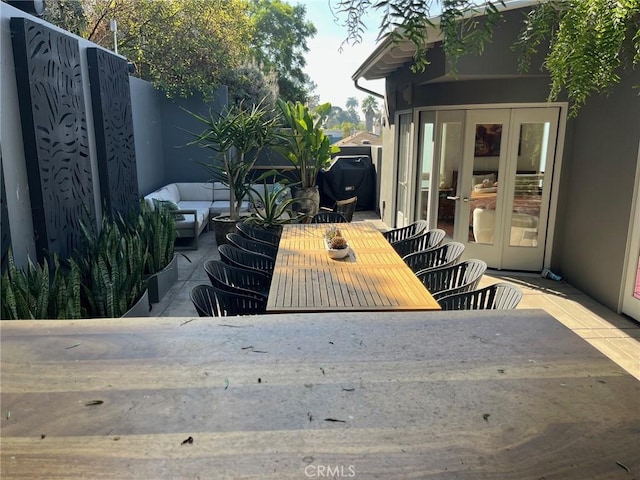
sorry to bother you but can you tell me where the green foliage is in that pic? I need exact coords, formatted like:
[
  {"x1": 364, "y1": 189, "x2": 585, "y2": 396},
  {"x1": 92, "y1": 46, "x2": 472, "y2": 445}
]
[
  {"x1": 361, "y1": 95, "x2": 380, "y2": 132},
  {"x1": 1, "y1": 250, "x2": 82, "y2": 320},
  {"x1": 135, "y1": 202, "x2": 177, "y2": 275},
  {"x1": 247, "y1": 170, "x2": 301, "y2": 228},
  {"x1": 334, "y1": 0, "x2": 639, "y2": 115},
  {"x1": 516, "y1": 0, "x2": 640, "y2": 116},
  {"x1": 42, "y1": 0, "x2": 87, "y2": 36},
  {"x1": 276, "y1": 99, "x2": 341, "y2": 189},
  {"x1": 58, "y1": 0, "x2": 253, "y2": 102},
  {"x1": 223, "y1": 63, "x2": 279, "y2": 110},
  {"x1": 249, "y1": 0, "x2": 318, "y2": 103},
  {"x1": 185, "y1": 100, "x2": 282, "y2": 221},
  {"x1": 326, "y1": 106, "x2": 360, "y2": 129},
  {"x1": 75, "y1": 214, "x2": 148, "y2": 318}
]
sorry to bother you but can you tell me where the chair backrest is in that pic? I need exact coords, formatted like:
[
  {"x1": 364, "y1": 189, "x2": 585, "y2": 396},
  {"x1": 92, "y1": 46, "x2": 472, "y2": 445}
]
[
  {"x1": 311, "y1": 211, "x2": 348, "y2": 224},
  {"x1": 190, "y1": 284, "x2": 266, "y2": 317},
  {"x1": 236, "y1": 222, "x2": 281, "y2": 246},
  {"x1": 416, "y1": 259, "x2": 487, "y2": 300},
  {"x1": 437, "y1": 282, "x2": 522, "y2": 310},
  {"x1": 204, "y1": 260, "x2": 270, "y2": 299},
  {"x1": 402, "y1": 241, "x2": 465, "y2": 273},
  {"x1": 382, "y1": 220, "x2": 429, "y2": 244},
  {"x1": 227, "y1": 232, "x2": 277, "y2": 259},
  {"x1": 392, "y1": 228, "x2": 446, "y2": 257},
  {"x1": 218, "y1": 244, "x2": 275, "y2": 274},
  {"x1": 333, "y1": 196, "x2": 357, "y2": 222}
]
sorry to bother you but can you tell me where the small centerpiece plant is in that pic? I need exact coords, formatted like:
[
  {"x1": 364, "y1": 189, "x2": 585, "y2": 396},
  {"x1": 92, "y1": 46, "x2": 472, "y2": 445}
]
[{"x1": 324, "y1": 226, "x2": 348, "y2": 250}]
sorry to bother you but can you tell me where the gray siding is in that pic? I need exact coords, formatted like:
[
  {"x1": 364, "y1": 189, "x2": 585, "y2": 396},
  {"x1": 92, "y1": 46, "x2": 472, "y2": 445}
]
[{"x1": 553, "y1": 70, "x2": 640, "y2": 308}]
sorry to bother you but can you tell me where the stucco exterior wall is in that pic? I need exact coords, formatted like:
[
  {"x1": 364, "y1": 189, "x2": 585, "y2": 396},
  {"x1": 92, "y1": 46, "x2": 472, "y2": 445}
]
[{"x1": 130, "y1": 77, "x2": 166, "y2": 195}]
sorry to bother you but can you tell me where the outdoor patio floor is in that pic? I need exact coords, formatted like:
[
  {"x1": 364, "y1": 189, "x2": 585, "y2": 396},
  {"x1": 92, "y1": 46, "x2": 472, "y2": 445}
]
[{"x1": 153, "y1": 211, "x2": 640, "y2": 381}]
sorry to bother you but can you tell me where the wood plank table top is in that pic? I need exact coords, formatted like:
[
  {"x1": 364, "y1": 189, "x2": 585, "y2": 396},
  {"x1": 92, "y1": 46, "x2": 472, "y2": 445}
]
[
  {"x1": 267, "y1": 223, "x2": 440, "y2": 312},
  {"x1": 1, "y1": 310, "x2": 639, "y2": 479}
]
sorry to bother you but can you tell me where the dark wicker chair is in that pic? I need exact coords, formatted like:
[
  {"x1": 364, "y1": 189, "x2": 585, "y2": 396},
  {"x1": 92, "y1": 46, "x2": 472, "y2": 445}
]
[
  {"x1": 416, "y1": 259, "x2": 487, "y2": 300},
  {"x1": 402, "y1": 241, "x2": 465, "y2": 273},
  {"x1": 311, "y1": 212, "x2": 348, "y2": 224},
  {"x1": 382, "y1": 220, "x2": 429, "y2": 244},
  {"x1": 204, "y1": 260, "x2": 271, "y2": 300},
  {"x1": 321, "y1": 196, "x2": 358, "y2": 222},
  {"x1": 190, "y1": 284, "x2": 266, "y2": 317},
  {"x1": 218, "y1": 244, "x2": 275, "y2": 275},
  {"x1": 236, "y1": 222, "x2": 281, "y2": 246},
  {"x1": 226, "y1": 232, "x2": 278, "y2": 259},
  {"x1": 437, "y1": 282, "x2": 522, "y2": 310},
  {"x1": 392, "y1": 228, "x2": 446, "y2": 257}
]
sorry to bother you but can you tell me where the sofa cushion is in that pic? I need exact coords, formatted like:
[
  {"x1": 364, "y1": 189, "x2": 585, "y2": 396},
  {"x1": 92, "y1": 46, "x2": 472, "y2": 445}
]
[
  {"x1": 175, "y1": 183, "x2": 214, "y2": 202},
  {"x1": 145, "y1": 188, "x2": 180, "y2": 211},
  {"x1": 153, "y1": 199, "x2": 185, "y2": 220},
  {"x1": 175, "y1": 209, "x2": 208, "y2": 232}
]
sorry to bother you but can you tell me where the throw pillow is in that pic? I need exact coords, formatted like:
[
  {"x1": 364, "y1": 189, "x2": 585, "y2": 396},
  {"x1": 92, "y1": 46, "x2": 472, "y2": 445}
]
[{"x1": 153, "y1": 199, "x2": 185, "y2": 221}]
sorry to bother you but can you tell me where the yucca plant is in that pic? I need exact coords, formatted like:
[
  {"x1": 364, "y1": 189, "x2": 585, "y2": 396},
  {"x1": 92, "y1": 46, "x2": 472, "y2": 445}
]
[{"x1": 184, "y1": 99, "x2": 282, "y2": 221}]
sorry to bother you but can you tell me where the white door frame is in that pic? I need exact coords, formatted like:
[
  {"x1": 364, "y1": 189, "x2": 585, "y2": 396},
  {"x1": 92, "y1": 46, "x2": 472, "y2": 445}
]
[
  {"x1": 393, "y1": 110, "x2": 415, "y2": 228},
  {"x1": 620, "y1": 138, "x2": 640, "y2": 320}
]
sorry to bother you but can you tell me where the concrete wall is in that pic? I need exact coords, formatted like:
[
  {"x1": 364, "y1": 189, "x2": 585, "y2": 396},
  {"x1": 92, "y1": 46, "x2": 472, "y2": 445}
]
[
  {"x1": 130, "y1": 76, "x2": 166, "y2": 195},
  {"x1": 131, "y1": 81, "x2": 229, "y2": 196},
  {"x1": 159, "y1": 88, "x2": 228, "y2": 186}
]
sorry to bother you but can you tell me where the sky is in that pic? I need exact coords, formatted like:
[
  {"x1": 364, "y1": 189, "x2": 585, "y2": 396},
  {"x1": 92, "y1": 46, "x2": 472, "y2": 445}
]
[{"x1": 302, "y1": 0, "x2": 385, "y2": 111}]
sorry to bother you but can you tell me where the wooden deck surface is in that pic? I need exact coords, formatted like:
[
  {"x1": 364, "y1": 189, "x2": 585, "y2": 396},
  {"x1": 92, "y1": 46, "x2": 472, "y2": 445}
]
[
  {"x1": 267, "y1": 223, "x2": 440, "y2": 312},
  {"x1": 1, "y1": 310, "x2": 639, "y2": 479}
]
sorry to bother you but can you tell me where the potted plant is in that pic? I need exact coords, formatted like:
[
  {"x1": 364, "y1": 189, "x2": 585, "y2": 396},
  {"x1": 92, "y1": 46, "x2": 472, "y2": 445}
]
[
  {"x1": 246, "y1": 170, "x2": 300, "y2": 232},
  {"x1": 186, "y1": 100, "x2": 281, "y2": 245},
  {"x1": 136, "y1": 203, "x2": 190, "y2": 304},
  {"x1": 275, "y1": 99, "x2": 340, "y2": 218},
  {"x1": 76, "y1": 214, "x2": 150, "y2": 318}
]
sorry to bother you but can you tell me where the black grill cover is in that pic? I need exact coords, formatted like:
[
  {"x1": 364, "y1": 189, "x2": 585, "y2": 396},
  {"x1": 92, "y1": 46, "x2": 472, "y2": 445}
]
[{"x1": 318, "y1": 155, "x2": 376, "y2": 210}]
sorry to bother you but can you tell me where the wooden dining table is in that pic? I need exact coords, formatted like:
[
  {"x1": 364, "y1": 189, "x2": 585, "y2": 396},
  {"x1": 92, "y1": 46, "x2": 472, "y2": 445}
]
[
  {"x1": 267, "y1": 223, "x2": 441, "y2": 312},
  {"x1": 1, "y1": 310, "x2": 638, "y2": 479}
]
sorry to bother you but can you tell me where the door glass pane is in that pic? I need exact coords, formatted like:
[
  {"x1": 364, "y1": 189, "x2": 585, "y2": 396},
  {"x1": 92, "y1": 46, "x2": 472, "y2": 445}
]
[
  {"x1": 396, "y1": 114, "x2": 411, "y2": 225},
  {"x1": 470, "y1": 124, "x2": 502, "y2": 244},
  {"x1": 436, "y1": 122, "x2": 461, "y2": 236},
  {"x1": 418, "y1": 121, "x2": 434, "y2": 221},
  {"x1": 508, "y1": 122, "x2": 547, "y2": 247}
]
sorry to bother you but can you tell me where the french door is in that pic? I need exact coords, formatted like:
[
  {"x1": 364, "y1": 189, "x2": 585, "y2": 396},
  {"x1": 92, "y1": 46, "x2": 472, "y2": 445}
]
[{"x1": 419, "y1": 107, "x2": 560, "y2": 271}]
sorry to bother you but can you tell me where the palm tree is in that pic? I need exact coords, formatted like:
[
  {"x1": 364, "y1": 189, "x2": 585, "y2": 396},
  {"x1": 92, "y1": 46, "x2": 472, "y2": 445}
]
[{"x1": 361, "y1": 95, "x2": 379, "y2": 133}]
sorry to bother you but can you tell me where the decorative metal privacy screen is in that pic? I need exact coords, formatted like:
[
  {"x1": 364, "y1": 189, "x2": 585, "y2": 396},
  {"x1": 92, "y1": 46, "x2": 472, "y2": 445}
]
[
  {"x1": 10, "y1": 17, "x2": 95, "y2": 262},
  {"x1": 87, "y1": 48, "x2": 139, "y2": 217}
]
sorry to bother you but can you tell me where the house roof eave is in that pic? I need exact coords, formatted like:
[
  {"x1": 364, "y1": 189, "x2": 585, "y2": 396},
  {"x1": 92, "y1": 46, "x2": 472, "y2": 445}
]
[{"x1": 352, "y1": 0, "x2": 544, "y2": 82}]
